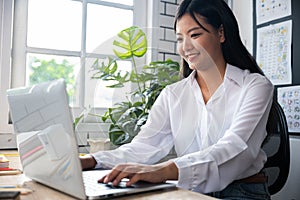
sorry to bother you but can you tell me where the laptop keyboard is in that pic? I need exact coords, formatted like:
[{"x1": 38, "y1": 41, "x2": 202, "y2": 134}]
[
  {"x1": 83, "y1": 171, "x2": 134, "y2": 194},
  {"x1": 83, "y1": 171, "x2": 111, "y2": 193}
]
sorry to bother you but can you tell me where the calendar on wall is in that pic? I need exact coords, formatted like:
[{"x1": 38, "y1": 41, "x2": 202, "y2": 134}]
[
  {"x1": 256, "y1": 0, "x2": 291, "y2": 25},
  {"x1": 256, "y1": 20, "x2": 292, "y2": 85},
  {"x1": 278, "y1": 86, "x2": 300, "y2": 132}
]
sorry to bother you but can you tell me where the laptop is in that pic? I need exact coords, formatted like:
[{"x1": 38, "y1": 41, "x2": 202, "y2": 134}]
[{"x1": 7, "y1": 79, "x2": 176, "y2": 199}]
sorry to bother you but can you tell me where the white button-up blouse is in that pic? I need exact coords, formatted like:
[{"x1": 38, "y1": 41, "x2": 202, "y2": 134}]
[{"x1": 92, "y1": 64, "x2": 274, "y2": 193}]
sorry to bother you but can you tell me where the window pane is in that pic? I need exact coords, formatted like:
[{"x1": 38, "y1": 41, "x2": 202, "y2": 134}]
[
  {"x1": 85, "y1": 58, "x2": 132, "y2": 108},
  {"x1": 86, "y1": 4, "x2": 133, "y2": 53},
  {"x1": 27, "y1": 0, "x2": 82, "y2": 51},
  {"x1": 26, "y1": 53, "x2": 80, "y2": 106}
]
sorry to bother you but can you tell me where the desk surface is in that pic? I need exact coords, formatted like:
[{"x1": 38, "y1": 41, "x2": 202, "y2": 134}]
[{"x1": 0, "y1": 150, "x2": 217, "y2": 200}]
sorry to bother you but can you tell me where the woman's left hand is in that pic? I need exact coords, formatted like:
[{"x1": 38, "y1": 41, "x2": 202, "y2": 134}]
[{"x1": 98, "y1": 161, "x2": 178, "y2": 187}]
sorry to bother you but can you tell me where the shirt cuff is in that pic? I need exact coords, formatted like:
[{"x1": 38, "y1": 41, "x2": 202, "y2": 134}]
[
  {"x1": 172, "y1": 157, "x2": 194, "y2": 190},
  {"x1": 90, "y1": 154, "x2": 105, "y2": 169}
]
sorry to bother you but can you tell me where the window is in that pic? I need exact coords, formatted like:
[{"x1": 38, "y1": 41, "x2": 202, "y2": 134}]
[
  {"x1": 0, "y1": 0, "x2": 147, "y2": 146},
  {"x1": 12, "y1": 0, "x2": 145, "y2": 109},
  {"x1": 14, "y1": 1, "x2": 146, "y2": 111}
]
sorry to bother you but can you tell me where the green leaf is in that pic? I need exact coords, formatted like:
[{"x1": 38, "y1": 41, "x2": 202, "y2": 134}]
[
  {"x1": 90, "y1": 57, "x2": 133, "y2": 88},
  {"x1": 113, "y1": 26, "x2": 147, "y2": 60},
  {"x1": 108, "y1": 125, "x2": 127, "y2": 145},
  {"x1": 73, "y1": 113, "x2": 84, "y2": 129},
  {"x1": 113, "y1": 133, "x2": 130, "y2": 145}
]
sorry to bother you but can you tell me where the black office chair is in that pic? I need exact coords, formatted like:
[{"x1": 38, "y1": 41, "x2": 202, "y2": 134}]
[{"x1": 262, "y1": 100, "x2": 290, "y2": 195}]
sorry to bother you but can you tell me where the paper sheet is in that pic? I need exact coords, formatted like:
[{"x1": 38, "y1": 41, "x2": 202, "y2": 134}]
[{"x1": 256, "y1": 20, "x2": 292, "y2": 85}]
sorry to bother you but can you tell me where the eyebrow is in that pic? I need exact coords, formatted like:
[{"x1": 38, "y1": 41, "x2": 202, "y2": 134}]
[{"x1": 176, "y1": 26, "x2": 203, "y2": 35}]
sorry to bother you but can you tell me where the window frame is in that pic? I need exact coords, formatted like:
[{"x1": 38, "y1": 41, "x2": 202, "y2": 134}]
[
  {"x1": 0, "y1": 0, "x2": 14, "y2": 134},
  {"x1": 0, "y1": 0, "x2": 150, "y2": 147},
  {"x1": 11, "y1": 0, "x2": 146, "y2": 110},
  {"x1": 14, "y1": 0, "x2": 147, "y2": 113}
]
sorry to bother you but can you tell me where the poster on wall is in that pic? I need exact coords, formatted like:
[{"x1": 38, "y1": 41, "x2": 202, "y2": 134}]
[
  {"x1": 278, "y1": 86, "x2": 300, "y2": 133},
  {"x1": 256, "y1": 0, "x2": 292, "y2": 25},
  {"x1": 256, "y1": 20, "x2": 292, "y2": 85}
]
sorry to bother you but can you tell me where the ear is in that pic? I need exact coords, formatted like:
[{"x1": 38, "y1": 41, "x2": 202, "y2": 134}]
[{"x1": 218, "y1": 24, "x2": 225, "y2": 43}]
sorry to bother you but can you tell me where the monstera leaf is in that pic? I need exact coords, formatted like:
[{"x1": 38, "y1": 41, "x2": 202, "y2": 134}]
[{"x1": 113, "y1": 26, "x2": 147, "y2": 59}]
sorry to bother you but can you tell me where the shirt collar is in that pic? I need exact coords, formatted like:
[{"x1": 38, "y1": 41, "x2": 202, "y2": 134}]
[
  {"x1": 224, "y1": 64, "x2": 245, "y2": 87},
  {"x1": 187, "y1": 64, "x2": 245, "y2": 88}
]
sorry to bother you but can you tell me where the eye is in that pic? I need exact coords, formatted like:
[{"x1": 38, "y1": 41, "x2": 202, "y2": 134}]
[
  {"x1": 176, "y1": 37, "x2": 183, "y2": 43},
  {"x1": 191, "y1": 33, "x2": 202, "y2": 38}
]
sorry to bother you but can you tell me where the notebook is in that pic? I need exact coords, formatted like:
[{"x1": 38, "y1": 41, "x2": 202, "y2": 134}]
[{"x1": 7, "y1": 79, "x2": 176, "y2": 199}]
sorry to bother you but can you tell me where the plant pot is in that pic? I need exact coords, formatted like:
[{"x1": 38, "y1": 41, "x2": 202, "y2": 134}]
[{"x1": 87, "y1": 138, "x2": 111, "y2": 153}]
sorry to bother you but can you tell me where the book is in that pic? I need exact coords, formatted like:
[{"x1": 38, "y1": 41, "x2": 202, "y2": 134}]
[
  {"x1": 0, "y1": 155, "x2": 9, "y2": 169},
  {"x1": 0, "y1": 168, "x2": 22, "y2": 176},
  {"x1": 0, "y1": 191, "x2": 20, "y2": 200}
]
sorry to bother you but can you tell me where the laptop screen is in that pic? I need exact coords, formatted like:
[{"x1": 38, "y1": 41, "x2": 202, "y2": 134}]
[
  {"x1": 7, "y1": 79, "x2": 74, "y2": 135},
  {"x1": 7, "y1": 79, "x2": 87, "y2": 199}
]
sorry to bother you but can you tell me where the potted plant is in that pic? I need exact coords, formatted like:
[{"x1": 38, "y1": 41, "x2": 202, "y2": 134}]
[{"x1": 76, "y1": 26, "x2": 180, "y2": 146}]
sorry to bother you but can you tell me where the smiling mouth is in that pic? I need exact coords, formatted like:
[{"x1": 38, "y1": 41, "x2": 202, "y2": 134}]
[{"x1": 186, "y1": 53, "x2": 200, "y2": 62}]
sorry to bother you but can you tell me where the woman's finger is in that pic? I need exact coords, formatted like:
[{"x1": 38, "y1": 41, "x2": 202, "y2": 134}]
[
  {"x1": 97, "y1": 175, "x2": 107, "y2": 183},
  {"x1": 111, "y1": 169, "x2": 132, "y2": 186},
  {"x1": 100, "y1": 164, "x2": 128, "y2": 184},
  {"x1": 126, "y1": 173, "x2": 143, "y2": 186}
]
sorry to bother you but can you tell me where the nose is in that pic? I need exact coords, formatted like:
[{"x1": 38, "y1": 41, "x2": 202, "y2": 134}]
[{"x1": 182, "y1": 38, "x2": 193, "y2": 52}]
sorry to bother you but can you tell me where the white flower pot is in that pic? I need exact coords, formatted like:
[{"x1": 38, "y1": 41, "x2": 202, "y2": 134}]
[{"x1": 87, "y1": 138, "x2": 111, "y2": 153}]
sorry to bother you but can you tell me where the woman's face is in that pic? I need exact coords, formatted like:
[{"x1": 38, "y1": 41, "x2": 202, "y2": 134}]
[{"x1": 176, "y1": 14, "x2": 225, "y2": 71}]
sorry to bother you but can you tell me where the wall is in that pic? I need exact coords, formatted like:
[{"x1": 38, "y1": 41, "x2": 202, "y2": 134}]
[
  {"x1": 231, "y1": 0, "x2": 253, "y2": 54},
  {"x1": 157, "y1": 0, "x2": 180, "y2": 62}
]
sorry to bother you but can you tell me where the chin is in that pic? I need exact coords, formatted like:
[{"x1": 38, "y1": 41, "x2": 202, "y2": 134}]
[{"x1": 189, "y1": 63, "x2": 207, "y2": 71}]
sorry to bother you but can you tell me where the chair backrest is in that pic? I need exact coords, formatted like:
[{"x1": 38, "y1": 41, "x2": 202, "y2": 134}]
[{"x1": 263, "y1": 100, "x2": 290, "y2": 195}]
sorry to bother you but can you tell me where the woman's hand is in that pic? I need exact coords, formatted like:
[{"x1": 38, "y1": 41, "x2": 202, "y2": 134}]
[
  {"x1": 98, "y1": 161, "x2": 178, "y2": 187},
  {"x1": 79, "y1": 154, "x2": 97, "y2": 170}
]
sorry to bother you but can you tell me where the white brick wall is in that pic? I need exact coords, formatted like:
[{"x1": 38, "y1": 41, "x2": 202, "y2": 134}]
[
  {"x1": 165, "y1": 3, "x2": 178, "y2": 16},
  {"x1": 161, "y1": 0, "x2": 177, "y2": 4},
  {"x1": 158, "y1": 0, "x2": 181, "y2": 62},
  {"x1": 159, "y1": 15, "x2": 174, "y2": 28}
]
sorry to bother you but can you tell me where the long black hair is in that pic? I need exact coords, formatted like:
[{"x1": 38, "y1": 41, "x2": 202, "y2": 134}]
[{"x1": 174, "y1": 0, "x2": 264, "y2": 78}]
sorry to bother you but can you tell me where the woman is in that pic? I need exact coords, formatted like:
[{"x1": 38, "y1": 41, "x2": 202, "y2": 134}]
[{"x1": 81, "y1": 0, "x2": 273, "y2": 199}]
